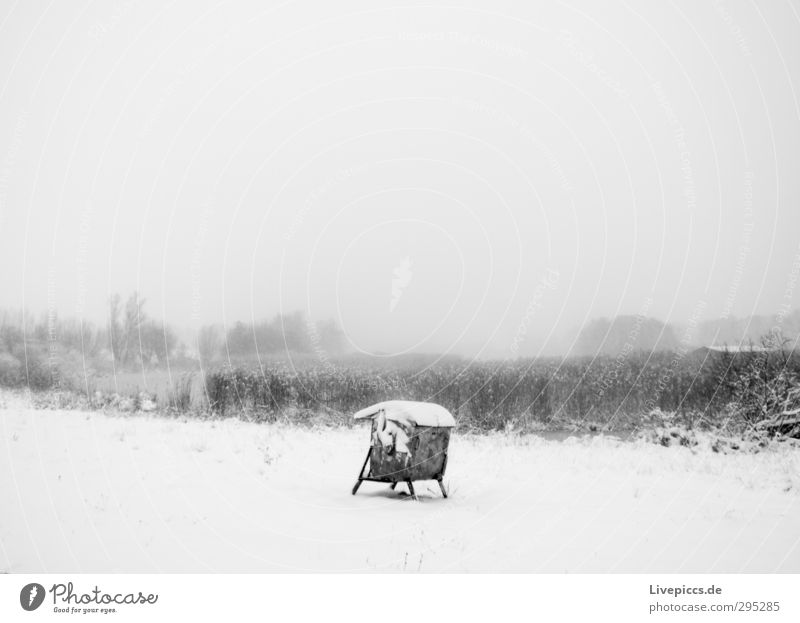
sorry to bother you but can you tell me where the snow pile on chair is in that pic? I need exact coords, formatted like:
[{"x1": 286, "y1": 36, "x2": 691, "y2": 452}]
[
  {"x1": 354, "y1": 400, "x2": 456, "y2": 459},
  {"x1": 353, "y1": 400, "x2": 456, "y2": 428}
]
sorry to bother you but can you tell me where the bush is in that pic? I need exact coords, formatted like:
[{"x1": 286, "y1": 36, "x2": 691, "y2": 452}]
[
  {"x1": 711, "y1": 333, "x2": 800, "y2": 432},
  {"x1": 0, "y1": 352, "x2": 23, "y2": 386},
  {"x1": 1, "y1": 346, "x2": 54, "y2": 390},
  {"x1": 169, "y1": 372, "x2": 195, "y2": 411}
]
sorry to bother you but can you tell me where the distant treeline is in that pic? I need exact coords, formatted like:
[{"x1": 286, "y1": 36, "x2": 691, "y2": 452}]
[
  {"x1": 0, "y1": 295, "x2": 345, "y2": 388},
  {"x1": 573, "y1": 311, "x2": 800, "y2": 356},
  {"x1": 197, "y1": 312, "x2": 345, "y2": 364},
  {"x1": 0, "y1": 294, "x2": 178, "y2": 389}
]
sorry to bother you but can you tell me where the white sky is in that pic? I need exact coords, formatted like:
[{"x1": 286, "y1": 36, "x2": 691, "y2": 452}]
[{"x1": 1, "y1": 0, "x2": 799, "y2": 357}]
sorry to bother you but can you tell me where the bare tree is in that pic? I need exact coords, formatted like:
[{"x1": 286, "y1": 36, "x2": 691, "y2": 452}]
[
  {"x1": 107, "y1": 294, "x2": 123, "y2": 363},
  {"x1": 122, "y1": 292, "x2": 146, "y2": 365},
  {"x1": 139, "y1": 320, "x2": 177, "y2": 366}
]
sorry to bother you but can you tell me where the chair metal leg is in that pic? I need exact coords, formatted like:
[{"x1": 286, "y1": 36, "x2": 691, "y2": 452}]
[
  {"x1": 438, "y1": 479, "x2": 448, "y2": 498},
  {"x1": 406, "y1": 480, "x2": 416, "y2": 498},
  {"x1": 351, "y1": 449, "x2": 371, "y2": 496}
]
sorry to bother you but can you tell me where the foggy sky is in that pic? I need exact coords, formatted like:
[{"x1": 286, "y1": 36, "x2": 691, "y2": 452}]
[{"x1": 1, "y1": 0, "x2": 799, "y2": 358}]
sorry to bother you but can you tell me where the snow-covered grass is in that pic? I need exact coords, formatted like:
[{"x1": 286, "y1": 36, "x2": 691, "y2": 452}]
[{"x1": 1, "y1": 392, "x2": 798, "y2": 573}]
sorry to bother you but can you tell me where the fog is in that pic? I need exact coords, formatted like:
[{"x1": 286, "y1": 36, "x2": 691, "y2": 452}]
[{"x1": 1, "y1": 0, "x2": 798, "y2": 358}]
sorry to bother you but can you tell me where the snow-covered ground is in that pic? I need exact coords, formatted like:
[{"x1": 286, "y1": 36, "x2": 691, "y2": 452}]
[{"x1": 1, "y1": 394, "x2": 799, "y2": 572}]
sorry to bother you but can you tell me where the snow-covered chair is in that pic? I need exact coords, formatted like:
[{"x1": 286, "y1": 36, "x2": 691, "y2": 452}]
[{"x1": 351, "y1": 400, "x2": 455, "y2": 498}]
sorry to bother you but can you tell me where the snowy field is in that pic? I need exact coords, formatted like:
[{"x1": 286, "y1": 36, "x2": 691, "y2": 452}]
[{"x1": 1, "y1": 394, "x2": 799, "y2": 573}]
